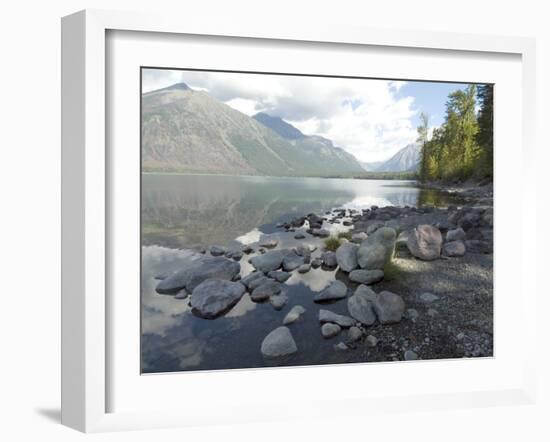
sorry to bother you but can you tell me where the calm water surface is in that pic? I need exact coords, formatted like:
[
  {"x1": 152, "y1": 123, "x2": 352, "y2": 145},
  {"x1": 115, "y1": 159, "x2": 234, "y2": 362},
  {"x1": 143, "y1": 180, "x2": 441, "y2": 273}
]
[{"x1": 141, "y1": 174, "x2": 459, "y2": 373}]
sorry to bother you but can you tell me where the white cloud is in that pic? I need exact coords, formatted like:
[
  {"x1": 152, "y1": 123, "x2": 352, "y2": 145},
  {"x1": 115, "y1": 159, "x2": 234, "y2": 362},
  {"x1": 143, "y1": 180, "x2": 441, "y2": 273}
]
[{"x1": 142, "y1": 69, "x2": 420, "y2": 163}]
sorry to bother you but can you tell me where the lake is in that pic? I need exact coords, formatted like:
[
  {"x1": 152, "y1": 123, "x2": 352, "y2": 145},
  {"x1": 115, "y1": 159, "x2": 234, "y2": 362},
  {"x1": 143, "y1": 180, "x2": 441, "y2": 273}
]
[{"x1": 141, "y1": 174, "x2": 460, "y2": 373}]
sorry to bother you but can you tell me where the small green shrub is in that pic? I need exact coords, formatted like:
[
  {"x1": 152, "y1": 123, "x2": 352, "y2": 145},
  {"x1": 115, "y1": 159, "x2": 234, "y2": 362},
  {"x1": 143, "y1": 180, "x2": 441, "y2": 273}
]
[{"x1": 324, "y1": 236, "x2": 342, "y2": 252}]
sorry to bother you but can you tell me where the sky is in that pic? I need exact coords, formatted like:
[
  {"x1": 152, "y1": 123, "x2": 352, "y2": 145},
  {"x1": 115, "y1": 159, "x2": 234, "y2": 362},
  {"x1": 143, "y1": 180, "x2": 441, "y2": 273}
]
[{"x1": 142, "y1": 68, "x2": 472, "y2": 163}]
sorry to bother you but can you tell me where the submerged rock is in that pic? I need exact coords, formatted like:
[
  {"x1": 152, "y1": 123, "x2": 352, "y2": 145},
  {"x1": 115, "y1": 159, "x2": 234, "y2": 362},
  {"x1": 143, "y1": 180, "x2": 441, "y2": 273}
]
[
  {"x1": 335, "y1": 242, "x2": 359, "y2": 272},
  {"x1": 156, "y1": 256, "x2": 240, "y2": 294},
  {"x1": 251, "y1": 280, "x2": 281, "y2": 302},
  {"x1": 270, "y1": 290, "x2": 288, "y2": 310},
  {"x1": 283, "y1": 305, "x2": 306, "y2": 325},
  {"x1": 261, "y1": 326, "x2": 298, "y2": 358},
  {"x1": 314, "y1": 280, "x2": 348, "y2": 302},
  {"x1": 407, "y1": 224, "x2": 442, "y2": 261},
  {"x1": 298, "y1": 263, "x2": 311, "y2": 273},
  {"x1": 319, "y1": 309, "x2": 355, "y2": 328},
  {"x1": 294, "y1": 233, "x2": 306, "y2": 240},
  {"x1": 268, "y1": 270, "x2": 292, "y2": 283},
  {"x1": 349, "y1": 269, "x2": 384, "y2": 285},
  {"x1": 321, "y1": 323, "x2": 342, "y2": 339},
  {"x1": 190, "y1": 279, "x2": 246, "y2": 319}
]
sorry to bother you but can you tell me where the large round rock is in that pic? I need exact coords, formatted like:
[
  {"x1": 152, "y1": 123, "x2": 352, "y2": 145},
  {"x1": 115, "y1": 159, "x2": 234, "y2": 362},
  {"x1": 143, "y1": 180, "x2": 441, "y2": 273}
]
[
  {"x1": 371, "y1": 290, "x2": 406, "y2": 324},
  {"x1": 249, "y1": 250, "x2": 284, "y2": 273},
  {"x1": 357, "y1": 227, "x2": 396, "y2": 270},
  {"x1": 407, "y1": 224, "x2": 442, "y2": 261},
  {"x1": 190, "y1": 279, "x2": 246, "y2": 319},
  {"x1": 261, "y1": 326, "x2": 298, "y2": 358}
]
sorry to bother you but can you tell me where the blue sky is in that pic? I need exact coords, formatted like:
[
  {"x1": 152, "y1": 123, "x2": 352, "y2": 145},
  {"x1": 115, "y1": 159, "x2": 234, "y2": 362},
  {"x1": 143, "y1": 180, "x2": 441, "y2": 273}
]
[{"x1": 398, "y1": 81, "x2": 469, "y2": 128}]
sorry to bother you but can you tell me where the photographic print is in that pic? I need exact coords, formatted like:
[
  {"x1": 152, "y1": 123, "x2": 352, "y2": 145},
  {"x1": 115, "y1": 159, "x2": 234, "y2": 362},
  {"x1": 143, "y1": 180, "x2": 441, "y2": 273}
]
[{"x1": 141, "y1": 68, "x2": 493, "y2": 373}]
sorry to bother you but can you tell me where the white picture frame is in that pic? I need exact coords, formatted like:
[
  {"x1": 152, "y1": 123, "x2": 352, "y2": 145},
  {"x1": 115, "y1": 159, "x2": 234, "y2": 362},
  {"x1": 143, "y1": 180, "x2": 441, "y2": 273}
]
[{"x1": 61, "y1": 9, "x2": 537, "y2": 433}]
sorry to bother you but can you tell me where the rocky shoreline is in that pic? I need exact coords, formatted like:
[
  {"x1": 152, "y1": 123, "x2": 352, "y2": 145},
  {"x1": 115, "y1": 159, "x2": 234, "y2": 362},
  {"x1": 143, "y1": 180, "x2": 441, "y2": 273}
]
[{"x1": 153, "y1": 184, "x2": 493, "y2": 363}]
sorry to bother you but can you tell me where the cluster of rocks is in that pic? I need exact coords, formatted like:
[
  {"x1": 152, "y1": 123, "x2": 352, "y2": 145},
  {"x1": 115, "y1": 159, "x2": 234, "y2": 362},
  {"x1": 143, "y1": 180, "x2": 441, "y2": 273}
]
[{"x1": 156, "y1": 195, "x2": 493, "y2": 363}]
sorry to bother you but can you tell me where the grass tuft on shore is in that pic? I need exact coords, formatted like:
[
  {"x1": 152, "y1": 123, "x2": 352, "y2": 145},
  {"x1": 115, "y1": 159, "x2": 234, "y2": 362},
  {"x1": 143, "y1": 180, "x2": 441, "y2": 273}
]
[{"x1": 324, "y1": 236, "x2": 342, "y2": 252}]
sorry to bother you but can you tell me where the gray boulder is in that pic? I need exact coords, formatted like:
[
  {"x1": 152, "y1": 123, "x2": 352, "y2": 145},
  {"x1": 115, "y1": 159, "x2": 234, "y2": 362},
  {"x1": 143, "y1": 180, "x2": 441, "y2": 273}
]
[
  {"x1": 282, "y1": 250, "x2": 305, "y2": 271},
  {"x1": 261, "y1": 326, "x2": 298, "y2": 358},
  {"x1": 444, "y1": 240, "x2": 466, "y2": 257},
  {"x1": 347, "y1": 286, "x2": 377, "y2": 326},
  {"x1": 241, "y1": 271, "x2": 265, "y2": 289},
  {"x1": 283, "y1": 305, "x2": 306, "y2": 325},
  {"x1": 371, "y1": 291, "x2": 405, "y2": 324},
  {"x1": 365, "y1": 335, "x2": 378, "y2": 347},
  {"x1": 249, "y1": 250, "x2": 285, "y2": 272},
  {"x1": 318, "y1": 309, "x2": 355, "y2": 328},
  {"x1": 404, "y1": 350, "x2": 418, "y2": 361},
  {"x1": 321, "y1": 323, "x2": 342, "y2": 339},
  {"x1": 156, "y1": 256, "x2": 240, "y2": 294},
  {"x1": 446, "y1": 227, "x2": 466, "y2": 242},
  {"x1": 294, "y1": 233, "x2": 306, "y2": 239},
  {"x1": 251, "y1": 280, "x2": 282, "y2": 302},
  {"x1": 314, "y1": 280, "x2": 348, "y2": 302},
  {"x1": 298, "y1": 263, "x2": 311, "y2": 274},
  {"x1": 407, "y1": 224, "x2": 442, "y2": 261},
  {"x1": 335, "y1": 242, "x2": 359, "y2": 272},
  {"x1": 357, "y1": 227, "x2": 396, "y2": 270},
  {"x1": 348, "y1": 326, "x2": 363, "y2": 342},
  {"x1": 248, "y1": 275, "x2": 271, "y2": 291},
  {"x1": 349, "y1": 269, "x2": 384, "y2": 285},
  {"x1": 190, "y1": 279, "x2": 246, "y2": 319},
  {"x1": 322, "y1": 251, "x2": 337, "y2": 267}
]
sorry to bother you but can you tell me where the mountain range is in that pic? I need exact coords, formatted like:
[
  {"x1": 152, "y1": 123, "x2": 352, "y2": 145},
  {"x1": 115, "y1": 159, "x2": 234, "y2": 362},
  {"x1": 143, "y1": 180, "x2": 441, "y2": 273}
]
[
  {"x1": 362, "y1": 143, "x2": 421, "y2": 173},
  {"x1": 142, "y1": 83, "x2": 365, "y2": 177}
]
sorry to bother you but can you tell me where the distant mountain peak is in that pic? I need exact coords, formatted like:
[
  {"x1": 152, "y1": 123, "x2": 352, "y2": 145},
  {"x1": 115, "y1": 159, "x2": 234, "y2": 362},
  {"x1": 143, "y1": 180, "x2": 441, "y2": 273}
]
[
  {"x1": 147, "y1": 82, "x2": 191, "y2": 94},
  {"x1": 253, "y1": 112, "x2": 305, "y2": 140},
  {"x1": 364, "y1": 143, "x2": 420, "y2": 173}
]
